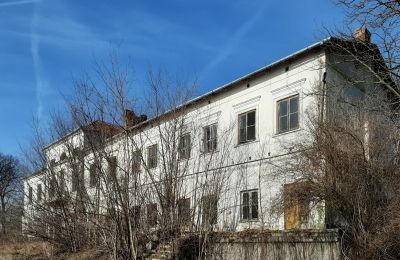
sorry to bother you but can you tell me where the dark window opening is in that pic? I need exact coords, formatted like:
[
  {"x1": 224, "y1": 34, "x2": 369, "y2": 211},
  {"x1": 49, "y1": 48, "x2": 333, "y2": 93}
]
[{"x1": 241, "y1": 190, "x2": 259, "y2": 220}]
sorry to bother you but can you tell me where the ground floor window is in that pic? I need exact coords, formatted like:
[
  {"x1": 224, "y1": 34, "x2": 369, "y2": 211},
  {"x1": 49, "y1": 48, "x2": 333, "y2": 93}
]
[{"x1": 241, "y1": 189, "x2": 259, "y2": 220}]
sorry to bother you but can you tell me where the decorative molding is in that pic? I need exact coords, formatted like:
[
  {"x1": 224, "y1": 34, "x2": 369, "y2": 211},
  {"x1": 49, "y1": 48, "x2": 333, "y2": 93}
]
[
  {"x1": 199, "y1": 110, "x2": 221, "y2": 123},
  {"x1": 270, "y1": 78, "x2": 306, "y2": 94},
  {"x1": 233, "y1": 96, "x2": 261, "y2": 110}
]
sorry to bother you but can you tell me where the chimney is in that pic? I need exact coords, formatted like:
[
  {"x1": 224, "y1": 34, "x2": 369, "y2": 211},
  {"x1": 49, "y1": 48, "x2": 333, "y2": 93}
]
[
  {"x1": 353, "y1": 26, "x2": 371, "y2": 42},
  {"x1": 124, "y1": 109, "x2": 147, "y2": 128}
]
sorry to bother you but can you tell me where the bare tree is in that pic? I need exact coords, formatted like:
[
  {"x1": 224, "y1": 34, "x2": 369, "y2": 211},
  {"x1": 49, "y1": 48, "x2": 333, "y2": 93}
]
[{"x1": 0, "y1": 153, "x2": 22, "y2": 237}]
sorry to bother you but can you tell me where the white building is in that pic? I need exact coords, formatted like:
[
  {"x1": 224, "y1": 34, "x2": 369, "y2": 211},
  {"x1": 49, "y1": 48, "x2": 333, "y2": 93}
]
[{"x1": 23, "y1": 28, "x2": 383, "y2": 235}]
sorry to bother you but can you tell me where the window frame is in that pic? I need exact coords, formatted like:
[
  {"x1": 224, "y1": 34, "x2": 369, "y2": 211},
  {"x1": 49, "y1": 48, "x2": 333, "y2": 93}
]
[
  {"x1": 147, "y1": 144, "x2": 158, "y2": 169},
  {"x1": 238, "y1": 110, "x2": 256, "y2": 144},
  {"x1": 240, "y1": 189, "x2": 259, "y2": 221},
  {"x1": 179, "y1": 133, "x2": 191, "y2": 160},
  {"x1": 276, "y1": 94, "x2": 300, "y2": 134},
  {"x1": 202, "y1": 124, "x2": 218, "y2": 153}
]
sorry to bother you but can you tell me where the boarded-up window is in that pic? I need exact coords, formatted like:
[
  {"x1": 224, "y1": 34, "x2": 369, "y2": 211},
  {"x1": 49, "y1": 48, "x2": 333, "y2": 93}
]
[
  {"x1": 178, "y1": 198, "x2": 191, "y2": 225},
  {"x1": 202, "y1": 194, "x2": 218, "y2": 226},
  {"x1": 241, "y1": 190, "x2": 259, "y2": 220},
  {"x1": 147, "y1": 203, "x2": 157, "y2": 227},
  {"x1": 284, "y1": 182, "x2": 310, "y2": 230}
]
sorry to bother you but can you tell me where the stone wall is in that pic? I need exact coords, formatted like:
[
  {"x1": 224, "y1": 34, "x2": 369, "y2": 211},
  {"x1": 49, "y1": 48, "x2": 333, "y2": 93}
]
[{"x1": 206, "y1": 229, "x2": 340, "y2": 260}]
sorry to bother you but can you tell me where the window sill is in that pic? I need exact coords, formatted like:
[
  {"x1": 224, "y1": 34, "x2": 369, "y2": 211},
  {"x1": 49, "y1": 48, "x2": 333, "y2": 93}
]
[
  {"x1": 235, "y1": 139, "x2": 259, "y2": 148},
  {"x1": 273, "y1": 127, "x2": 302, "y2": 138}
]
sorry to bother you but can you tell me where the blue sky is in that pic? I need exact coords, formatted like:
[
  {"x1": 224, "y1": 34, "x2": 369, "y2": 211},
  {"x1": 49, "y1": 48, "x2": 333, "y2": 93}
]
[{"x1": 0, "y1": 0, "x2": 345, "y2": 157}]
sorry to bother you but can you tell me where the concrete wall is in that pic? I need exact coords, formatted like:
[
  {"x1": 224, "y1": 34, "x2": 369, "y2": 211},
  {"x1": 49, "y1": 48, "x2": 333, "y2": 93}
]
[{"x1": 207, "y1": 229, "x2": 340, "y2": 260}]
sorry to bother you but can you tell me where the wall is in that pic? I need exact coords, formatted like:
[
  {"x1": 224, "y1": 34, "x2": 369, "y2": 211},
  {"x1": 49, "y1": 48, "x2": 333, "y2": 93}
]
[{"x1": 207, "y1": 229, "x2": 340, "y2": 260}]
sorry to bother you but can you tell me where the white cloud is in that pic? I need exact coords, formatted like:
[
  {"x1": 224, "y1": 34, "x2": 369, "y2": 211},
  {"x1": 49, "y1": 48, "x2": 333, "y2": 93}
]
[{"x1": 0, "y1": 0, "x2": 38, "y2": 8}]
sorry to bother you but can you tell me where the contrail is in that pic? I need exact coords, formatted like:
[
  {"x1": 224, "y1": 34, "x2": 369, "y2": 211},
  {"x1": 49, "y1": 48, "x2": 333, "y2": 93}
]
[
  {"x1": 30, "y1": 2, "x2": 43, "y2": 122},
  {"x1": 0, "y1": 0, "x2": 38, "y2": 7}
]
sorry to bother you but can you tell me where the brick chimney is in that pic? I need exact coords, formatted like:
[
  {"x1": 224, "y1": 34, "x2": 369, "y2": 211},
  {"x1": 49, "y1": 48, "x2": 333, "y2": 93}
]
[
  {"x1": 353, "y1": 26, "x2": 371, "y2": 42},
  {"x1": 124, "y1": 109, "x2": 147, "y2": 128}
]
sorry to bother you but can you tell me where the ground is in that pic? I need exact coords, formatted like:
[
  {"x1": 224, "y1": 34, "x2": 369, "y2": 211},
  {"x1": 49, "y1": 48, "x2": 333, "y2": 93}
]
[{"x1": 0, "y1": 241, "x2": 109, "y2": 260}]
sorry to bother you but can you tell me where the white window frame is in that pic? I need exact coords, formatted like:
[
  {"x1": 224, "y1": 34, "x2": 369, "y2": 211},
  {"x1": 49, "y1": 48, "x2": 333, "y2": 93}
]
[
  {"x1": 202, "y1": 124, "x2": 217, "y2": 153},
  {"x1": 238, "y1": 110, "x2": 256, "y2": 144},
  {"x1": 276, "y1": 94, "x2": 300, "y2": 134}
]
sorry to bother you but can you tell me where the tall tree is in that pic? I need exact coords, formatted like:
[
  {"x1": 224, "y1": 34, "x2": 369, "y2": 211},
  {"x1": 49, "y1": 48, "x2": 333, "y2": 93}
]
[{"x1": 0, "y1": 153, "x2": 21, "y2": 236}]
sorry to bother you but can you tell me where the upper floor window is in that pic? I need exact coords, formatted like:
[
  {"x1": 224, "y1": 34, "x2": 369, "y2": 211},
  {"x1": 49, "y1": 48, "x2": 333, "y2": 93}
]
[
  {"x1": 147, "y1": 144, "x2": 158, "y2": 169},
  {"x1": 277, "y1": 95, "x2": 299, "y2": 134},
  {"x1": 241, "y1": 189, "x2": 259, "y2": 221},
  {"x1": 107, "y1": 156, "x2": 117, "y2": 181},
  {"x1": 132, "y1": 150, "x2": 142, "y2": 173},
  {"x1": 203, "y1": 124, "x2": 217, "y2": 153},
  {"x1": 49, "y1": 177, "x2": 57, "y2": 198},
  {"x1": 89, "y1": 163, "x2": 99, "y2": 188},
  {"x1": 179, "y1": 134, "x2": 191, "y2": 160},
  {"x1": 28, "y1": 186, "x2": 33, "y2": 204},
  {"x1": 60, "y1": 152, "x2": 67, "y2": 161},
  {"x1": 238, "y1": 110, "x2": 256, "y2": 144},
  {"x1": 37, "y1": 184, "x2": 42, "y2": 202}
]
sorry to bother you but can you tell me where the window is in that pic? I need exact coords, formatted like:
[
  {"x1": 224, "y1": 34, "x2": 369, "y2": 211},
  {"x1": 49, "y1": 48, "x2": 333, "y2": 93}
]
[
  {"x1": 238, "y1": 110, "x2": 256, "y2": 144},
  {"x1": 60, "y1": 152, "x2": 67, "y2": 161},
  {"x1": 49, "y1": 177, "x2": 57, "y2": 198},
  {"x1": 131, "y1": 205, "x2": 141, "y2": 227},
  {"x1": 37, "y1": 184, "x2": 42, "y2": 202},
  {"x1": 179, "y1": 134, "x2": 191, "y2": 160},
  {"x1": 59, "y1": 170, "x2": 66, "y2": 194},
  {"x1": 277, "y1": 95, "x2": 299, "y2": 133},
  {"x1": 203, "y1": 124, "x2": 217, "y2": 153},
  {"x1": 132, "y1": 150, "x2": 142, "y2": 173},
  {"x1": 147, "y1": 145, "x2": 157, "y2": 169},
  {"x1": 89, "y1": 163, "x2": 99, "y2": 188},
  {"x1": 28, "y1": 186, "x2": 33, "y2": 204},
  {"x1": 241, "y1": 190, "x2": 259, "y2": 220},
  {"x1": 72, "y1": 163, "x2": 85, "y2": 192},
  {"x1": 72, "y1": 173, "x2": 78, "y2": 192},
  {"x1": 201, "y1": 194, "x2": 218, "y2": 226},
  {"x1": 107, "y1": 156, "x2": 117, "y2": 181},
  {"x1": 147, "y1": 203, "x2": 157, "y2": 227},
  {"x1": 178, "y1": 198, "x2": 191, "y2": 225}
]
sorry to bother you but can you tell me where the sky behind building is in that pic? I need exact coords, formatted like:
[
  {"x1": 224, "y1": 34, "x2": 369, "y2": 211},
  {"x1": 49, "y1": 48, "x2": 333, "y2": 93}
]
[{"x1": 0, "y1": 0, "x2": 346, "y2": 156}]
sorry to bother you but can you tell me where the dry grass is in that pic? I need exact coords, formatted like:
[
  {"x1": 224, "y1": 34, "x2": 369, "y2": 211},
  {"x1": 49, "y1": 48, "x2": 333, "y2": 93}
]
[{"x1": 0, "y1": 240, "x2": 109, "y2": 260}]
